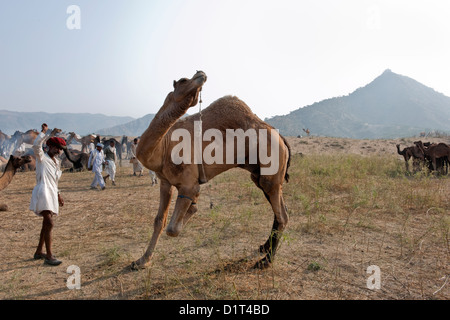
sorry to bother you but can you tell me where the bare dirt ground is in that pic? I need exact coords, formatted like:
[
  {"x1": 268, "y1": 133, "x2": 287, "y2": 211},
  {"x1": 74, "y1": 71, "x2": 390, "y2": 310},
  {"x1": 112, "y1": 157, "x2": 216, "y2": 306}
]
[
  {"x1": 0, "y1": 136, "x2": 449, "y2": 300},
  {"x1": 285, "y1": 136, "x2": 450, "y2": 157}
]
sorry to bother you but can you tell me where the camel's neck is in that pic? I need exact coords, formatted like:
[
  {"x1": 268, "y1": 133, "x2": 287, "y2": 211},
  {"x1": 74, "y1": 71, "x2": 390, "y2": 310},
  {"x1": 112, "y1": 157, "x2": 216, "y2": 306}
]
[
  {"x1": 63, "y1": 148, "x2": 77, "y2": 163},
  {"x1": 67, "y1": 135, "x2": 76, "y2": 145},
  {"x1": 137, "y1": 96, "x2": 192, "y2": 170},
  {"x1": 396, "y1": 145, "x2": 404, "y2": 155},
  {"x1": 0, "y1": 161, "x2": 17, "y2": 191},
  {"x1": 415, "y1": 143, "x2": 426, "y2": 155}
]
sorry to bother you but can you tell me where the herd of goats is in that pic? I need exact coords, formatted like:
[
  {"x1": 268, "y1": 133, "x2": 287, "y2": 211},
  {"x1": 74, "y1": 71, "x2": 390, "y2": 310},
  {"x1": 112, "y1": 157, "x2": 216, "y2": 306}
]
[
  {"x1": 396, "y1": 140, "x2": 450, "y2": 175},
  {"x1": 0, "y1": 128, "x2": 136, "y2": 172}
]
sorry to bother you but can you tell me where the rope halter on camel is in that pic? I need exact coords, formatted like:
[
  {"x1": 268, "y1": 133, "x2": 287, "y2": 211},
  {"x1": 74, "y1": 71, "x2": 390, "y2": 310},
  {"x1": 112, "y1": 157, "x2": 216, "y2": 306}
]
[
  {"x1": 196, "y1": 91, "x2": 214, "y2": 209},
  {"x1": 196, "y1": 91, "x2": 208, "y2": 184}
]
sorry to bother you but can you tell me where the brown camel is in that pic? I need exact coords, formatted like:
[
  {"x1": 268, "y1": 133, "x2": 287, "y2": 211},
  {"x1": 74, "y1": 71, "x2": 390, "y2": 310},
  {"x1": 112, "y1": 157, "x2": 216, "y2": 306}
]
[
  {"x1": 303, "y1": 128, "x2": 310, "y2": 136},
  {"x1": 16, "y1": 129, "x2": 39, "y2": 145},
  {"x1": 67, "y1": 132, "x2": 100, "y2": 153},
  {"x1": 121, "y1": 135, "x2": 134, "y2": 159},
  {"x1": 131, "y1": 71, "x2": 291, "y2": 270},
  {"x1": 62, "y1": 148, "x2": 90, "y2": 171},
  {"x1": 414, "y1": 141, "x2": 450, "y2": 173},
  {"x1": 20, "y1": 155, "x2": 36, "y2": 171},
  {"x1": 11, "y1": 128, "x2": 62, "y2": 151},
  {"x1": 0, "y1": 155, "x2": 32, "y2": 211},
  {"x1": 396, "y1": 144, "x2": 424, "y2": 172}
]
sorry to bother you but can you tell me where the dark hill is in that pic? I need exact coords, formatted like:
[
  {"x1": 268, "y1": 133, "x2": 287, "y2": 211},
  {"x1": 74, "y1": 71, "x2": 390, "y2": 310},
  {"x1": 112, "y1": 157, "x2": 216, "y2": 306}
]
[
  {"x1": 96, "y1": 113, "x2": 156, "y2": 136},
  {"x1": 266, "y1": 69, "x2": 450, "y2": 139}
]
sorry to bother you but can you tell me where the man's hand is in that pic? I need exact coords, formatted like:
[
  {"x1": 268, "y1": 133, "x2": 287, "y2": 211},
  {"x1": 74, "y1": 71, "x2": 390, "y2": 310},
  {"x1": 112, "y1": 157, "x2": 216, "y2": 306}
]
[
  {"x1": 58, "y1": 193, "x2": 64, "y2": 207},
  {"x1": 41, "y1": 123, "x2": 48, "y2": 134}
]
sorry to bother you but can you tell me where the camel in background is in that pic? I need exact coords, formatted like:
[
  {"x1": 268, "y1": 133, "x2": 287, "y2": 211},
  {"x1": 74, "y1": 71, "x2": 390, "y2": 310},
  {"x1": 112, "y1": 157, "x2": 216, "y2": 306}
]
[
  {"x1": 121, "y1": 135, "x2": 134, "y2": 159},
  {"x1": 303, "y1": 128, "x2": 310, "y2": 136},
  {"x1": 67, "y1": 132, "x2": 100, "y2": 153},
  {"x1": 62, "y1": 148, "x2": 90, "y2": 171},
  {"x1": 396, "y1": 144, "x2": 424, "y2": 173},
  {"x1": 0, "y1": 155, "x2": 32, "y2": 211},
  {"x1": 132, "y1": 71, "x2": 291, "y2": 270},
  {"x1": 414, "y1": 141, "x2": 450, "y2": 174}
]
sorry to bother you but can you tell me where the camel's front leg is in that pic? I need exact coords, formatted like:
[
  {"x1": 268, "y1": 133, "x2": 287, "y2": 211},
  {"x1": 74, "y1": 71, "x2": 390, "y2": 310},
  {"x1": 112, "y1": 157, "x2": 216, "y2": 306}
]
[
  {"x1": 256, "y1": 187, "x2": 289, "y2": 269},
  {"x1": 166, "y1": 185, "x2": 200, "y2": 237},
  {"x1": 131, "y1": 180, "x2": 174, "y2": 270}
]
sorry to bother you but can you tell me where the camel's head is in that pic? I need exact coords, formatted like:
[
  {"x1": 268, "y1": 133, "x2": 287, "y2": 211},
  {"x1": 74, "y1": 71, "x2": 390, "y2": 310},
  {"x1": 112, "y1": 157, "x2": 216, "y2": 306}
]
[
  {"x1": 172, "y1": 70, "x2": 207, "y2": 107},
  {"x1": 51, "y1": 128, "x2": 62, "y2": 136},
  {"x1": 9, "y1": 155, "x2": 32, "y2": 169}
]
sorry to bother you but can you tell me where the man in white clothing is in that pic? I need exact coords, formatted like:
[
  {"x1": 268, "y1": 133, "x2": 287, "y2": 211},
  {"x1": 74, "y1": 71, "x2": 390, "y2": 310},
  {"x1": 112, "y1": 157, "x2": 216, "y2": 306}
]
[
  {"x1": 130, "y1": 138, "x2": 143, "y2": 176},
  {"x1": 88, "y1": 143, "x2": 106, "y2": 190},
  {"x1": 30, "y1": 123, "x2": 65, "y2": 266}
]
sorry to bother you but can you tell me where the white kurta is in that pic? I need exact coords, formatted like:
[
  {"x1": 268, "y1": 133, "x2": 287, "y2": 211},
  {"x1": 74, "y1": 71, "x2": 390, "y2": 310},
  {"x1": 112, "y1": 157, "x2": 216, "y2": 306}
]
[
  {"x1": 29, "y1": 132, "x2": 62, "y2": 216},
  {"x1": 88, "y1": 149, "x2": 104, "y2": 173},
  {"x1": 88, "y1": 149, "x2": 105, "y2": 188}
]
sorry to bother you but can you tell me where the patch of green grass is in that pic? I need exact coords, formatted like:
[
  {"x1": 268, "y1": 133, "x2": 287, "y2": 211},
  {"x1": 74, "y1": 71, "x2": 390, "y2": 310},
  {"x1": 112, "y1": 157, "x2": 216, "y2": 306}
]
[{"x1": 307, "y1": 261, "x2": 322, "y2": 271}]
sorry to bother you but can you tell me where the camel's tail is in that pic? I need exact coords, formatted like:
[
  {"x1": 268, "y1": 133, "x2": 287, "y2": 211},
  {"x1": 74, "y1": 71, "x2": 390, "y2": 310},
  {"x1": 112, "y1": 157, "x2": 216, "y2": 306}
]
[{"x1": 280, "y1": 134, "x2": 291, "y2": 183}]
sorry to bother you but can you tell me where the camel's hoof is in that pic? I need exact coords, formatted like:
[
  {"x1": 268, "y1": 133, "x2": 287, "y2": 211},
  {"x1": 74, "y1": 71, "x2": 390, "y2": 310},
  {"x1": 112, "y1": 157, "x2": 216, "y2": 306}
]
[
  {"x1": 130, "y1": 261, "x2": 146, "y2": 271},
  {"x1": 253, "y1": 258, "x2": 271, "y2": 269}
]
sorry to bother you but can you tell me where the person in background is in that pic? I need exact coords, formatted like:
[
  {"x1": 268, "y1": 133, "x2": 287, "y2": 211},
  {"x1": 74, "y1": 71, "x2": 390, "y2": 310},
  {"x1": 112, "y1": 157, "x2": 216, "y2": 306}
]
[
  {"x1": 130, "y1": 138, "x2": 143, "y2": 177},
  {"x1": 88, "y1": 143, "x2": 106, "y2": 190},
  {"x1": 88, "y1": 142, "x2": 95, "y2": 153},
  {"x1": 149, "y1": 170, "x2": 157, "y2": 186},
  {"x1": 30, "y1": 123, "x2": 66, "y2": 266},
  {"x1": 103, "y1": 140, "x2": 117, "y2": 186}
]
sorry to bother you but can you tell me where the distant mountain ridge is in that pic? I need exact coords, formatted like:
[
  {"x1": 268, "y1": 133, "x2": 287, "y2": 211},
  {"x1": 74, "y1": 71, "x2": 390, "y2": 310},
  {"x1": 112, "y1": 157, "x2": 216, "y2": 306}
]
[
  {"x1": 0, "y1": 110, "x2": 134, "y2": 136},
  {"x1": 3, "y1": 70, "x2": 449, "y2": 139},
  {"x1": 266, "y1": 69, "x2": 450, "y2": 139},
  {"x1": 97, "y1": 113, "x2": 156, "y2": 136}
]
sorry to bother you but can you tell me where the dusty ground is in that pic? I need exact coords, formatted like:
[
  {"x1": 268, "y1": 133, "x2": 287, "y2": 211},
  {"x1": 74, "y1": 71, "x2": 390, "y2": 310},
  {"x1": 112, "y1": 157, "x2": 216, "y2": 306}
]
[
  {"x1": 0, "y1": 136, "x2": 448, "y2": 300},
  {"x1": 285, "y1": 136, "x2": 450, "y2": 157}
]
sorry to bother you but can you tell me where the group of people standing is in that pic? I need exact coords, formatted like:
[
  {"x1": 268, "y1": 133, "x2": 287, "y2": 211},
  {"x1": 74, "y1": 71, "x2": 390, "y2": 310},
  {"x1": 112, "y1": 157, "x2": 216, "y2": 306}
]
[{"x1": 29, "y1": 124, "x2": 156, "y2": 266}]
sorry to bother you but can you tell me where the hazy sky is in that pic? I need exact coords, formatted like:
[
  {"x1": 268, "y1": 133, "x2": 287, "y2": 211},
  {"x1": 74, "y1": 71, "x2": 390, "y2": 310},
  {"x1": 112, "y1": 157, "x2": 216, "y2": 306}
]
[{"x1": 1, "y1": 0, "x2": 450, "y2": 120}]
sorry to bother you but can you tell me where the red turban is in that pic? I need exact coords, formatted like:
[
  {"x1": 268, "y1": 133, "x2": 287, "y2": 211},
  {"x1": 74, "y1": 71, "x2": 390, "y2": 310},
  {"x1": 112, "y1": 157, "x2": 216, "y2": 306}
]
[{"x1": 47, "y1": 137, "x2": 67, "y2": 149}]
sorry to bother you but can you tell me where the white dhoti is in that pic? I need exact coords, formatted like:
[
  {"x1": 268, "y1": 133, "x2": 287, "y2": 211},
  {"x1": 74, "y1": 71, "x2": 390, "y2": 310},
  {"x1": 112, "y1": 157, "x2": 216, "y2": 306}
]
[
  {"x1": 106, "y1": 160, "x2": 116, "y2": 181},
  {"x1": 91, "y1": 168, "x2": 105, "y2": 189},
  {"x1": 133, "y1": 159, "x2": 143, "y2": 174},
  {"x1": 88, "y1": 149, "x2": 105, "y2": 189}
]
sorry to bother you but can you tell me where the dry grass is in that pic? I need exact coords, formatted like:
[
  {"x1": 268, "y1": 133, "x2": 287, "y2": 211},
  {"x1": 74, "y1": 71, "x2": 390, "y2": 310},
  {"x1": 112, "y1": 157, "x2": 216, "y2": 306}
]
[{"x1": 0, "y1": 137, "x2": 449, "y2": 300}]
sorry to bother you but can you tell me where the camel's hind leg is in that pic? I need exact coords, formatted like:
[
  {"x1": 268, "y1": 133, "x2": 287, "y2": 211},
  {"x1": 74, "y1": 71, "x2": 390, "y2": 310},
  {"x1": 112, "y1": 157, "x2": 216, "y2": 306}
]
[
  {"x1": 251, "y1": 173, "x2": 289, "y2": 269},
  {"x1": 131, "y1": 179, "x2": 174, "y2": 270}
]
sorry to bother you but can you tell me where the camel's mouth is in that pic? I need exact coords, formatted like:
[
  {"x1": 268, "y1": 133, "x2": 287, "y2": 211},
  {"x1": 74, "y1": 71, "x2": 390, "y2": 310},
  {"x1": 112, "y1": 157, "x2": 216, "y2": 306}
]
[{"x1": 192, "y1": 71, "x2": 207, "y2": 84}]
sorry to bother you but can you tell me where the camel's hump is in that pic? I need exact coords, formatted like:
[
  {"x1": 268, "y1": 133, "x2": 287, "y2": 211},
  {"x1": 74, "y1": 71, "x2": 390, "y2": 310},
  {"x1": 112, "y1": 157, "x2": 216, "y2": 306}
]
[
  {"x1": 204, "y1": 95, "x2": 261, "y2": 119},
  {"x1": 179, "y1": 95, "x2": 267, "y2": 130}
]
